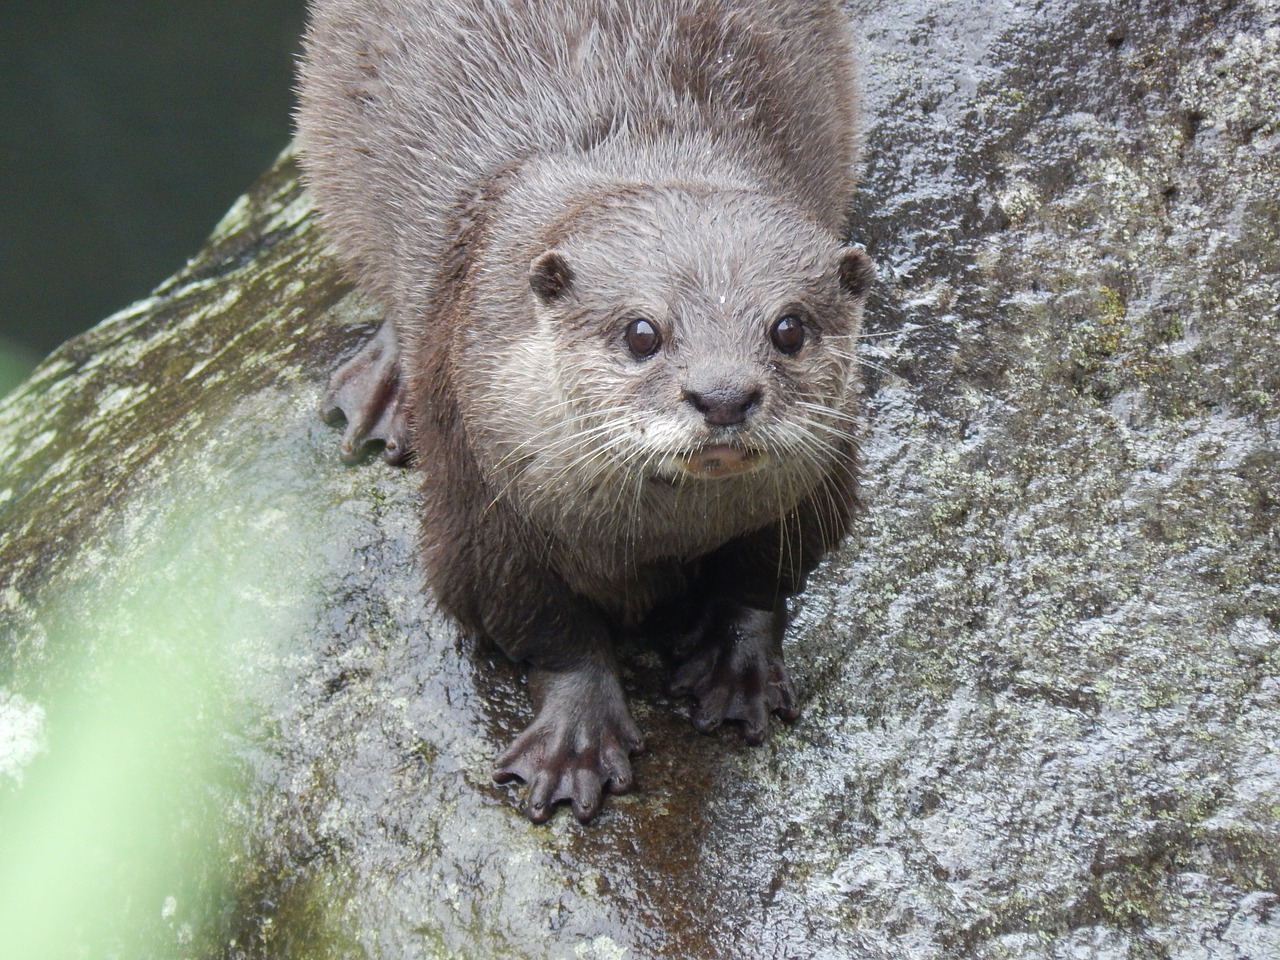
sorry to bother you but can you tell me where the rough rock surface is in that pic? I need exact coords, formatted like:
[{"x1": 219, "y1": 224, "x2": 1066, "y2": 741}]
[{"x1": 1, "y1": 0, "x2": 1277, "y2": 957}]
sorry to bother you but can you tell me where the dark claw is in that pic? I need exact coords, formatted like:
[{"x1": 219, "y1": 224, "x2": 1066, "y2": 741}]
[
  {"x1": 570, "y1": 769, "x2": 603, "y2": 822},
  {"x1": 524, "y1": 771, "x2": 557, "y2": 824},
  {"x1": 602, "y1": 745, "x2": 634, "y2": 794},
  {"x1": 692, "y1": 711, "x2": 721, "y2": 735},
  {"x1": 742, "y1": 708, "x2": 768, "y2": 746}
]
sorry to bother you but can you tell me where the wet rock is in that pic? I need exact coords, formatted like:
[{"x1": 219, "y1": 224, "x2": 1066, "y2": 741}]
[{"x1": 1, "y1": 1, "x2": 1277, "y2": 957}]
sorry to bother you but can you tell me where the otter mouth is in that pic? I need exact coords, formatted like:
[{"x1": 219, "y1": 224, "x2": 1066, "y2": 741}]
[{"x1": 676, "y1": 443, "x2": 765, "y2": 478}]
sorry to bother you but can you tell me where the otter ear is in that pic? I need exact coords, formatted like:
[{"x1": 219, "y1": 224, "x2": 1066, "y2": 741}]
[
  {"x1": 837, "y1": 247, "x2": 875, "y2": 300},
  {"x1": 530, "y1": 250, "x2": 574, "y2": 302}
]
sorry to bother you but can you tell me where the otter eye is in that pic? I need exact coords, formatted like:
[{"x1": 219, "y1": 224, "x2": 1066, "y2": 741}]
[
  {"x1": 624, "y1": 317, "x2": 662, "y2": 360},
  {"x1": 770, "y1": 314, "x2": 806, "y2": 355}
]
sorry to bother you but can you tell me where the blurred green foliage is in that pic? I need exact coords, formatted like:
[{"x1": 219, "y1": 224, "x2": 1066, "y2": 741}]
[
  {"x1": 0, "y1": 439, "x2": 330, "y2": 957},
  {"x1": 0, "y1": 337, "x2": 38, "y2": 401}
]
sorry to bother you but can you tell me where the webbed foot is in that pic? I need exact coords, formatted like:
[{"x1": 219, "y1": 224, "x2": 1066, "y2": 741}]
[
  {"x1": 493, "y1": 662, "x2": 645, "y2": 823},
  {"x1": 670, "y1": 605, "x2": 800, "y2": 744},
  {"x1": 321, "y1": 320, "x2": 411, "y2": 464}
]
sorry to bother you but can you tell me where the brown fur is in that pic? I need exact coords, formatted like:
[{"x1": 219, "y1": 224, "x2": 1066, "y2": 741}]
[{"x1": 298, "y1": 0, "x2": 874, "y2": 823}]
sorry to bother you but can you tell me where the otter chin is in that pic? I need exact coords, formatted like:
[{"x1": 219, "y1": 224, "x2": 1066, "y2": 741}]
[{"x1": 299, "y1": 0, "x2": 875, "y2": 824}]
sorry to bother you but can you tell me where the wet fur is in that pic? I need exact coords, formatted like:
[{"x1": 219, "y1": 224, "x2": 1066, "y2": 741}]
[{"x1": 298, "y1": 0, "x2": 871, "y2": 821}]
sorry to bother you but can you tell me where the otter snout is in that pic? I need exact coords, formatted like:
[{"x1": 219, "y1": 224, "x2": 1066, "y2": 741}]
[{"x1": 681, "y1": 383, "x2": 763, "y2": 426}]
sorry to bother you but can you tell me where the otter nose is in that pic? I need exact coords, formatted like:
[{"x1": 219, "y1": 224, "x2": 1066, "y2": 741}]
[{"x1": 682, "y1": 384, "x2": 762, "y2": 426}]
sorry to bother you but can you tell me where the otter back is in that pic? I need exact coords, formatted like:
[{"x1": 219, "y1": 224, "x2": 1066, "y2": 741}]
[{"x1": 298, "y1": 0, "x2": 859, "y2": 329}]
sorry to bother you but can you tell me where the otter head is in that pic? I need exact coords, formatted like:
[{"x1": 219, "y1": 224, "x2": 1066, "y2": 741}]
[{"x1": 522, "y1": 185, "x2": 872, "y2": 523}]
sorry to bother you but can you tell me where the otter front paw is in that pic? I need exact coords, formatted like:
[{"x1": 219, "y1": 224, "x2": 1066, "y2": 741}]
[
  {"x1": 670, "y1": 606, "x2": 800, "y2": 744},
  {"x1": 321, "y1": 320, "x2": 411, "y2": 464},
  {"x1": 493, "y1": 665, "x2": 645, "y2": 823}
]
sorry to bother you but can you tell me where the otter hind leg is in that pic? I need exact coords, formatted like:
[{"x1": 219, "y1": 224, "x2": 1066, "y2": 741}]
[
  {"x1": 670, "y1": 603, "x2": 800, "y2": 745},
  {"x1": 321, "y1": 320, "x2": 411, "y2": 465},
  {"x1": 493, "y1": 658, "x2": 646, "y2": 824}
]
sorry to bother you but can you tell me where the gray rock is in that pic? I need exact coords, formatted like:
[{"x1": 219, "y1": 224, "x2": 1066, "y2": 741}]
[{"x1": 0, "y1": 0, "x2": 1277, "y2": 957}]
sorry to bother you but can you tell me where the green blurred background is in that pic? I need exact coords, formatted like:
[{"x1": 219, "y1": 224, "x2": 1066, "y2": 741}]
[
  {"x1": 0, "y1": 7, "x2": 315, "y2": 953},
  {"x1": 0, "y1": 0, "x2": 306, "y2": 396}
]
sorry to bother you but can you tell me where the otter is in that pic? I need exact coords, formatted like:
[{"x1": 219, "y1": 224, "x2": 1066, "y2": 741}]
[{"x1": 297, "y1": 0, "x2": 874, "y2": 823}]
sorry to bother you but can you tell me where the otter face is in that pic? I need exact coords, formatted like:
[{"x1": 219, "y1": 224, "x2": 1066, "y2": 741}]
[{"x1": 524, "y1": 187, "x2": 873, "y2": 511}]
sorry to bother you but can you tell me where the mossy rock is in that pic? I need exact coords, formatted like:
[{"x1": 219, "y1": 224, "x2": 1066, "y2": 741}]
[{"x1": 1, "y1": 1, "x2": 1278, "y2": 957}]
